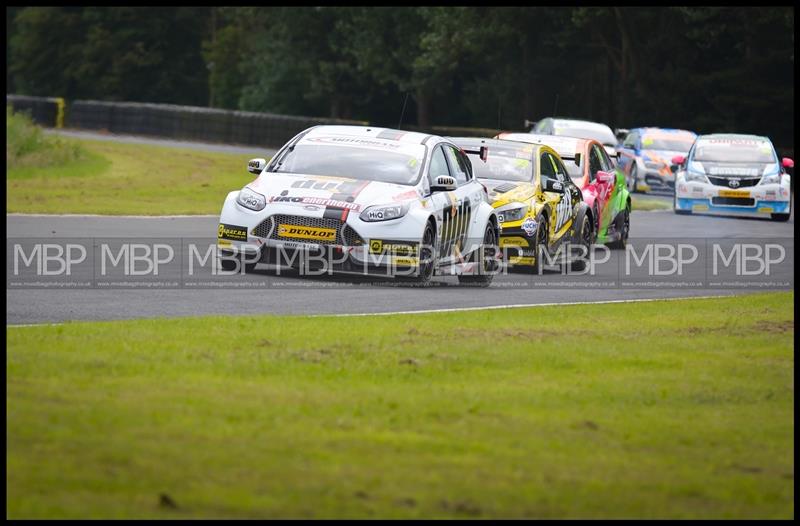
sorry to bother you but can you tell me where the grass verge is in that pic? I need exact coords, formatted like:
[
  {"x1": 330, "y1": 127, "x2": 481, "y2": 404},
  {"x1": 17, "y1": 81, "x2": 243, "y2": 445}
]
[
  {"x1": 7, "y1": 122, "x2": 673, "y2": 215},
  {"x1": 7, "y1": 292, "x2": 794, "y2": 519},
  {"x1": 631, "y1": 195, "x2": 673, "y2": 211},
  {"x1": 6, "y1": 134, "x2": 260, "y2": 215}
]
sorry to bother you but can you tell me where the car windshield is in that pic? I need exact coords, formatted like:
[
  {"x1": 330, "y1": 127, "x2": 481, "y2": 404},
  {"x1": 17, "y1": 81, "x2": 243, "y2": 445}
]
[
  {"x1": 642, "y1": 137, "x2": 694, "y2": 152},
  {"x1": 464, "y1": 145, "x2": 534, "y2": 182},
  {"x1": 693, "y1": 139, "x2": 776, "y2": 163},
  {"x1": 270, "y1": 142, "x2": 424, "y2": 185},
  {"x1": 554, "y1": 125, "x2": 616, "y2": 146}
]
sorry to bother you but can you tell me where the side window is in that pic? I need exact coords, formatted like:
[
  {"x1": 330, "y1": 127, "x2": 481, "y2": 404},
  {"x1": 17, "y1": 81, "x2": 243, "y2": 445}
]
[
  {"x1": 534, "y1": 120, "x2": 547, "y2": 133},
  {"x1": 540, "y1": 152, "x2": 556, "y2": 180},
  {"x1": 552, "y1": 155, "x2": 569, "y2": 183},
  {"x1": 589, "y1": 146, "x2": 603, "y2": 181},
  {"x1": 444, "y1": 146, "x2": 470, "y2": 185},
  {"x1": 428, "y1": 146, "x2": 451, "y2": 181},
  {"x1": 623, "y1": 132, "x2": 638, "y2": 149},
  {"x1": 597, "y1": 145, "x2": 613, "y2": 172}
]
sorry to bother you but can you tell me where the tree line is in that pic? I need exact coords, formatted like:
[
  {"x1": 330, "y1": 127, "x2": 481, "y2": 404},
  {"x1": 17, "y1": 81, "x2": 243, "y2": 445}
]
[{"x1": 6, "y1": 6, "x2": 794, "y2": 147}]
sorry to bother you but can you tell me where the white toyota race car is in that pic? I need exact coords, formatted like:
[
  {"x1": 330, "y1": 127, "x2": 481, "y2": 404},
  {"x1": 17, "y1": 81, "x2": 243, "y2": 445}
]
[
  {"x1": 217, "y1": 125, "x2": 500, "y2": 285},
  {"x1": 672, "y1": 133, "x2": 793, "y2": 221}
]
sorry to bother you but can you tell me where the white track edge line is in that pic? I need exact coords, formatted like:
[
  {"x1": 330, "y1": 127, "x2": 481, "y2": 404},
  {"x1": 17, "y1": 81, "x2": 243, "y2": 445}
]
[
  {"x1": 313, "y1": 294, "x2": 732, "y2": 317},
  {"x1": 6, "y1": 294, "x2": 734, "y2": 328}
]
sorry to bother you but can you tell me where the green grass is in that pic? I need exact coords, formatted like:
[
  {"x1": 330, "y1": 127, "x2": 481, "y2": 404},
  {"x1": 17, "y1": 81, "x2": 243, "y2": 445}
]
[
  {"x1": 7, "y1": 292, "x2": 794, "y2": 519},
  {"x1": 6, "y1": 120, "x2": 672, "y2": 215},
  {"x1": 6, "y1": 134, "x2": 259, "y2": 215},
  {"x1": 6, "y1": 106, "x2": 89, "y2": 170},
  {"x1": 631, "y1": 195, "x2": 673, "y2": 211}
]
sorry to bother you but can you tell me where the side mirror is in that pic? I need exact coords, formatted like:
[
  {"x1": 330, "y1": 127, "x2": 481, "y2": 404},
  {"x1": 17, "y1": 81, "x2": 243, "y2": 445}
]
[
  {"x1": 595, "y1": 171, "x2": 613, "y2": 184},
  {"x1": 479, "y1": 146, "x2": 488, "y2": 162},
  {"x1": 671, "y1": 155, "x2": 685, "y2": 166},
  {"x1": 542, "y1": 178, "x2": 565, "y2": 193},
  {"x1": 248, "y1": 158, "x2": 267, "y2": 175},
  {"x1": 574, "y1": 152, "x2": 581, "y2": 167},
  {"x1": 431, "y1": 175, "x2": 457, "y2": 192},
  {"x1": 781, "y1": 157, "x2": 794, "y2": 169}
]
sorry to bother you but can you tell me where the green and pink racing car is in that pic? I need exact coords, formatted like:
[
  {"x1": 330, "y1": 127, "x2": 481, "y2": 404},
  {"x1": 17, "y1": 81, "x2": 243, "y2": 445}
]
[{"x1": 496, "y1": 132, "x2": 632, "y2": 248}]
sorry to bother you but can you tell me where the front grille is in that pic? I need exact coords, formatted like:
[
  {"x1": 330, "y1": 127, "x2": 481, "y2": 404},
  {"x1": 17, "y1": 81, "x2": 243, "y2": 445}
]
[
  {"x1": 712, "y1": 197, "x2": 755, "y2": 207},
  {"x1": 707, "y1": 176, "x2": 760, "y2": 188},
  {"x1": 252, "y1": 214, "x2": 364, "y2": 246}
]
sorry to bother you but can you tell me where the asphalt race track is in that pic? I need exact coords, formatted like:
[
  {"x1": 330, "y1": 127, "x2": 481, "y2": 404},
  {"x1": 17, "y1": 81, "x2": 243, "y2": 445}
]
[{"x1": 6, "y1": 207, "x2": 793, "y2": 325}]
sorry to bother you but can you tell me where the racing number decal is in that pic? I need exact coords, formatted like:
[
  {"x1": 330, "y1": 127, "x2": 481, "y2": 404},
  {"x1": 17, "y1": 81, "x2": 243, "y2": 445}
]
[
  {"x1": 441, "y1": 194, "x2": 472, "y2": 258},
  {"x1": 554, "y1": 187, "x2": 572, "y2": 233}
]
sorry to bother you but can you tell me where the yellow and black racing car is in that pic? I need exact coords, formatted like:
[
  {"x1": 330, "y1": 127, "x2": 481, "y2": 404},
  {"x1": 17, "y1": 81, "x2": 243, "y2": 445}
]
[{"x1": 451, "y1": 137, "x2": 594, "y2": 272}]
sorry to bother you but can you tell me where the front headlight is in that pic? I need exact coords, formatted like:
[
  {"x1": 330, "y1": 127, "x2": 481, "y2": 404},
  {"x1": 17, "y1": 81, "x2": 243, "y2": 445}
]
[
  {"x1": 236, "y1": 187, "x2": 266, "y2": 211},
  {"x1": 360, "y1": 203, "x2": 409, "y2": 222},
  {"x1": 759, "y1": 174, "x2": 782, "y2": 185},
  {"x1": 684, "y1": 171, "x2": 708, "y2": 183},
  {"x1": 683, "y1": 161, "x2": 708, "y2": 183},
  {"x1": 496, "y1": 203, "x2": 529, "y2": 223}
]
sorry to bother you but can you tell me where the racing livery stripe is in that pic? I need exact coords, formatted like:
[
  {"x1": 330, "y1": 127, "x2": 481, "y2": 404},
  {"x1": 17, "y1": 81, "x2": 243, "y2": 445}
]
[{"x1": 323, "y1": 179, "x2": 371, "y2": 221}]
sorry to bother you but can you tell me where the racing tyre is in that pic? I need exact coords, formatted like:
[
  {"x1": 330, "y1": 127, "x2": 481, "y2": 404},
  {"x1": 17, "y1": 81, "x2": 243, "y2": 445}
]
[
  {"x1": 570, "y1": 213, "x2": 593, "y2": 272},
  {"x1": 458, "y1": 221, "x2": 497, "y2": 287},
  {"x1": 412, "y1": 222, "x2": 436, "y2": 286},
  {"x1": 771, "y1": 201, "x2": 791, "y2": 222},
  {"x1": 529, "y1": 213, "x2": 549, "y2": 274},
  {"x1": 630, "y1": 165, "x2": 640, "y2": 193},
  {"x1": 608, "y1": 204, "x2": 630, "y2": 250},
  {"x1": 673, "y1": 189, "x2": 691, "y2": 215}
]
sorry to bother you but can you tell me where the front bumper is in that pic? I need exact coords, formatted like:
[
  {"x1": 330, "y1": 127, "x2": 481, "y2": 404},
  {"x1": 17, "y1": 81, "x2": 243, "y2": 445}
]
[
  {"x1": 217, "y1": 192, "x2": 427, "y2": 276},
  {"x1": 642, "y1": 167, "x2": 674, "y2": 189},
  {"x1": 674, "y1": 179, "x2": 791, "y2": 216}
]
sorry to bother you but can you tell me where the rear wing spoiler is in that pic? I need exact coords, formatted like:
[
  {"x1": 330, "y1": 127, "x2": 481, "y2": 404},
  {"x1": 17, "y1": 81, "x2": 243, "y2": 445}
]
[
  {"x1": 461, "y1": 146, "x2": 488, "y2": 162},
  {"x1": 560, "y1": 153, "x2": 582, "y2": 166}
]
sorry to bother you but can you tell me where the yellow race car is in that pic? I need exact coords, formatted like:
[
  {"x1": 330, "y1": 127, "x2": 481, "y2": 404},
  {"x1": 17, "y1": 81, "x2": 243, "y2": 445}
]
[{"x1": 452, "y1": 137, "x2": 595, "y2": 272}]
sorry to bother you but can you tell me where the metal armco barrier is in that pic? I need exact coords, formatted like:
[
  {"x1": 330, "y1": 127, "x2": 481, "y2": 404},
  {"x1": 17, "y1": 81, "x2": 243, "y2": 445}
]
[
  {"x1": 6, "y1": 95, "x2": 64, "y2": 128},
  {"x1": 67, "y1": 100, "x2": 370, "y2": 148},
  {"x1": 7, "y1": 95, "x2": 369, "y2": 149}
]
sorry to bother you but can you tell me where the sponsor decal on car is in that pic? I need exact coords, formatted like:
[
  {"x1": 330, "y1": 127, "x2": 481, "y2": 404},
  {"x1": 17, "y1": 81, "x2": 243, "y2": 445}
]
[
  {"x1": 277, "y1": 224, "x2": 336, "y2": 242},
  {"x1": 369, "y1": 239, "x2": 419, "y2": 257},
  {"x1": 218, "y1": 223, "x2": 248, "y2": 241},
  {"x1": 498, "y1": 236, "x2": 530, "y2": 248},
  {"x1": 719, "y1": 190, "x2": 751, "y2": 198},
  {"x1": 269, "y1": 195, "x2": 362, "y2": 211},
  {"x1": 522, "y1": 217, "x2": 538, "y2": 237}
]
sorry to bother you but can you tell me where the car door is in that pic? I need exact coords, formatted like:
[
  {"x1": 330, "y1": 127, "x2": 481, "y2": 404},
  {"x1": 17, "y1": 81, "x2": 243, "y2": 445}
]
[
  {"x1": 442, "y1": 144, "x2": 479, "y2": 261},
  {"x1": 617, "y1": 130, "x2": 639, "y2": 176},
  {"x1": 539, "y1": 151, "x2": 575, "y2": 246},
  {"x1": 427, "y1": 143, "x2": 471, "y2": 263},
  {"x1": 589, "y1": 143, "x2": 613, "y2": 214}
]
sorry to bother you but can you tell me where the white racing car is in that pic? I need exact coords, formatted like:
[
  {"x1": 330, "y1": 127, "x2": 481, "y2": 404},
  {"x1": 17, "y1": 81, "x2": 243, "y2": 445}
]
[
  {"x1": 217, "y1": 125, "x2": 500, "y2": 285},
  {"x1": 672, "y1": 134, "x2": 793, "y2": 221}
]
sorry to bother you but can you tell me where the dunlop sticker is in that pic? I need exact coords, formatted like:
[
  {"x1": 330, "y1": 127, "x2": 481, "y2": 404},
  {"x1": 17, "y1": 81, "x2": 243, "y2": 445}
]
[{"x1": 277, "y1": 224, "x2": 336, "y2": 242}]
